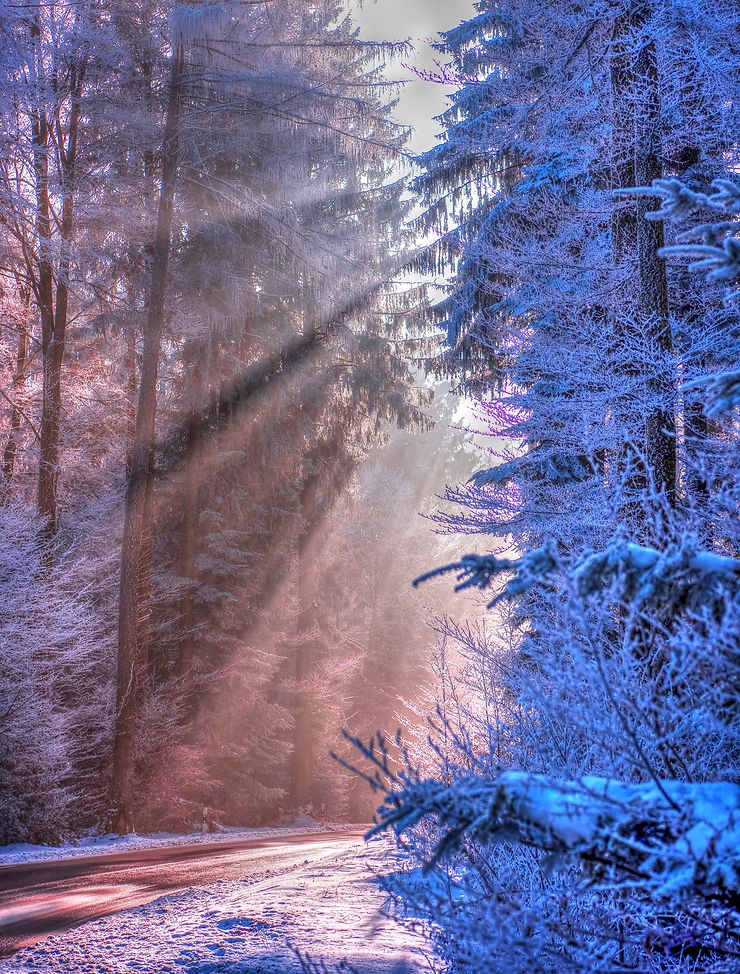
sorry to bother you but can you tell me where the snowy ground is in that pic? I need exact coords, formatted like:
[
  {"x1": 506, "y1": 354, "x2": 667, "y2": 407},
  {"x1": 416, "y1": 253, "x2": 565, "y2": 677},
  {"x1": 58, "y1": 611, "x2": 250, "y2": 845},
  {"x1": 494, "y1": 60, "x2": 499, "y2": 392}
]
[
  {"x1": 0, "y1": 836, "x2": 431, "y2": 973},
  {"x1": 0, "y1": 819, "x2": 360, "y2": 867}
]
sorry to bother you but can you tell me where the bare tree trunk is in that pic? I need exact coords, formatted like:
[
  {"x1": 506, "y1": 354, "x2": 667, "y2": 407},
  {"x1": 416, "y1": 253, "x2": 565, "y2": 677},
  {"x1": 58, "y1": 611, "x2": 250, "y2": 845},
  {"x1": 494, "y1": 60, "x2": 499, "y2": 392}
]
[
  {"x1": 31, "y1": 91, "x2": 57, "y2": 532},
  {"x1": 610, "y1": 4, "x2": 676, "y2": 541},
  {"x1": 2, "y1": 287, "x2": 30, "y2": 496},
  {"x1": 136, "y1": 467, "x2": 156, "y2": 685},
  {"x1": 634, "y1": 34, "x2": 676, "y2": 510},
  {"x1": 110, "y1": 45, "x2": 185, "y2": 835},
  {"x1": 124, "y1": 283, "x2": 153, "y2": 716},
  {"x1": 37, "y1": 60, "x2": 83, "y2": 538},
  {"x1": 178, "y1": 361, "x2": 203, "y2": 722},
  {"x1": 291, "y1": 513, "x2": 316, "y2": 811},
  {"x1": 125, "y1": 305, "x2": 138, "y2": 475},
  {"x1": 291, "y1": 285, "x2": 322, "y2": 812},
  {"x1": 610, "y1": 10, "x2": 645, "y2": 537}
]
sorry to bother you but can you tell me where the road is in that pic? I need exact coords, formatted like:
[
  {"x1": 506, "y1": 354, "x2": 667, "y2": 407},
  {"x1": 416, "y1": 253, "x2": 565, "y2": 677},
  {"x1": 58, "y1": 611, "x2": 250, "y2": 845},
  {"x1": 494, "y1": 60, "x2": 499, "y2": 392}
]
[{"x1": 0, "y1": 829, "x2": 365, "y2": 960}]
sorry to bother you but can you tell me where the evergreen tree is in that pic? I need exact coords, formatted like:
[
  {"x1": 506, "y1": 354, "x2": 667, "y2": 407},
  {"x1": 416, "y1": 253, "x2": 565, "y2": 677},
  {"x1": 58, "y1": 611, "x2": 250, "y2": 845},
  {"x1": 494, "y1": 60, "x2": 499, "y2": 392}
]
[
  {"x1": 108, "y1": 0, "x2": 428, "y2": 829},
  {"x1": 362, "y1": 3, "x2": 740, "y2": 971},
  {"x1": 0, "y1": 0, "x2": 430, "y2": 837}
]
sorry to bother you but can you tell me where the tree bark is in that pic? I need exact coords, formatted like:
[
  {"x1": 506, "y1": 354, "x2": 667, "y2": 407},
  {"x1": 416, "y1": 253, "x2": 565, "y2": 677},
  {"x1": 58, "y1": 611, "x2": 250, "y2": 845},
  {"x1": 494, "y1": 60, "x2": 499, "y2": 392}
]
[
  {"x1": 634, "y1": 34, "x2": 676, "y2": 509},
  {"x1": 2, "y1": 287, "x2": 30, "y2": 496},
  {"x1": 291, "y1": 514, "x2": 316, "y2": 811},
  {"x1": 37, "y1": 57, "x2": 83, "y2": 537},
  {"x1": 610, "y1": 4, "x2": 676, "y2": 541},
  {"x1": 177, "y1": 360, "x2": 203, "y2": 724},
  {"x1": 110, "y1": 45, "x2": 185, "y2": 835},
  {"x1": 31, "y1": 86, "x2": 56, "y2": 532}
]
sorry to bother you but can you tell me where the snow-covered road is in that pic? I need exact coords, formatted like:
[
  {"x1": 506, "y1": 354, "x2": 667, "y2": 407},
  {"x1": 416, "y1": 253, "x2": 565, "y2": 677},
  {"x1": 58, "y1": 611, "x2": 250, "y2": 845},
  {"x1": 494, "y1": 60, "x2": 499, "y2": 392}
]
[
  {"x1": 0, "y1": 833, "x2": 428, "y2": 973},
  {"x1": 0, "y1": 829, "x2": 367, "y2": 956}
]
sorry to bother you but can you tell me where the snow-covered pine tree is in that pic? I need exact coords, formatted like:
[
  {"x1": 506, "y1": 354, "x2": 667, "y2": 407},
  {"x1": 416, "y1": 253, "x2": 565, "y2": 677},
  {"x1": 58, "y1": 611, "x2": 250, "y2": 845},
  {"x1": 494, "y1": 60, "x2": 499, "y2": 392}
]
[
  {"x1": 412, "y1": 0, "x2": 738, "y2": 550},
  {"x1": 361, "y1": 2, "x2": 740, "y2": 971}
]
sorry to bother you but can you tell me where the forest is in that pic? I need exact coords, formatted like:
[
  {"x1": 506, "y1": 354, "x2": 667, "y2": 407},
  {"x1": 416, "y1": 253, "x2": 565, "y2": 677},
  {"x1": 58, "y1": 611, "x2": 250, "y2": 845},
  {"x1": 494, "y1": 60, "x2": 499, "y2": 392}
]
[{"x1": 0, "y1": 1, "x2": 738, "y2": 973}]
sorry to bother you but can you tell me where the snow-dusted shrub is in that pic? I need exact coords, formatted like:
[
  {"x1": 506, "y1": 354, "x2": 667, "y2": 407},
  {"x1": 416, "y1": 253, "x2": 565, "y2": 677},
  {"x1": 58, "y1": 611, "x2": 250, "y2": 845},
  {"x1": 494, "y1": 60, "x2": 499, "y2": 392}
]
[
  {"x1": 361, "y1": 544, "x2": 740, "y2": 971},
  {"x1": 0, "y1": 505, "x2": 112, "y2": 843}
]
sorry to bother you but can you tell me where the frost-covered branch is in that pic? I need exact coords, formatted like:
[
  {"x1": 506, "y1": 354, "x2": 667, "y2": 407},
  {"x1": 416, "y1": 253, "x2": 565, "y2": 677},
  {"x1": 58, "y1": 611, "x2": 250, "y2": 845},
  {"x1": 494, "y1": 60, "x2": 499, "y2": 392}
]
[
  {"x1": 619, "y1": 178, "x2": 740, "y2": 223},
  {"x1": 470, "y1": 450, "x2": 594, "y2": 488},
  {"x1": 416, "y1": 539, "x2": 740, "y2": 611},
  {"x1": 414, "y1": 546, "x2": 558, "y2": 606},
  {"x1": 683, "y1": 370, "x2": 740, "y2": 418},
  {"x1": 371, "y1": 771, "x2": 740, "y2": 902},
  {"x1": 620, "y1": 177, "x2": 740, "y2": 415}
]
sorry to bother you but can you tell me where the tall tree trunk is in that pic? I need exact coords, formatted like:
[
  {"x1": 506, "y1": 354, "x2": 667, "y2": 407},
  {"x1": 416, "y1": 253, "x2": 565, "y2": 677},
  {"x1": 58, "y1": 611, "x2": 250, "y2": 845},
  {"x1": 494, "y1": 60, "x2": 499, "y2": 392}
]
[
  {"x1": 125, "y1": 301, "x2": 138, "y2": 475},
  {"x1": 291, "y1": 514, "x2": 316, "y2": 811},
  {"x1": 37, "y1": 60, "x2": 83, "y2": 537},
  {"x1": 291, "y1": 286, "x2": 322, "y2": 812},
  {"x1": 136, "y1": 466, "x2": 156, "y2": 686},
  {"x1": 31, "y1": 90, "x2": 56, "y2": 532},
  {"x1": 675, "y1": 270, "x2": 709, "y2": 512},
  {"x1": 2, "y1": 287, "x2": 30, "y2": 497},
  {"x1": 610, "y1": 9, "x2": 643, "y2": 536},
  {"x1": 110, "y1": 45, "x2": 185, "y2": 835},
  {"x1": 634, "y1": 33, "x2": 676, "y2": 511},
  {"x1": 610, "y1": 4, "x2": 676, "y2": 541},
  {"x1": 125, "y1": 290, "x2": 154, "y2": 708},
  {"x1": 178, "y1": 361, "x2": 203, "y2": 723}
]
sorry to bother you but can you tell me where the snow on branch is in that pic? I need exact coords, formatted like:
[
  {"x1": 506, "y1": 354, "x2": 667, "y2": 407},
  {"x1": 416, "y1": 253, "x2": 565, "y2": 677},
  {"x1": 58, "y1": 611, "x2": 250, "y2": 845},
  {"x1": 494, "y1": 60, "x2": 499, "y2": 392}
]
[
  {"x1": 618, "y1": 178, "x2": 740, "y2": 416},
  {"x1": 470, "y1": 450, "x2": 593, "y2": 488},
  {"x1": 415, "y1": 539, "x2": 740, "y2": 611},
  {"x1": 683, "y1": 370, "x2": 740, "y2": 418},
  {"x1": 620, "y1": 178, "x2": 740, "y2": 296},
  {"x1": 414, "y1": 547, "x2": 557, "y2": 606},
  {"x1": 572, "y1": 541, "x2": 740, "y2": 609},
  {"x1": 370, "y1": 771, "x2": 740, "y2": 902},
  {"x1": 618, "y1": 178, "x2": 740, "y2": 222}
]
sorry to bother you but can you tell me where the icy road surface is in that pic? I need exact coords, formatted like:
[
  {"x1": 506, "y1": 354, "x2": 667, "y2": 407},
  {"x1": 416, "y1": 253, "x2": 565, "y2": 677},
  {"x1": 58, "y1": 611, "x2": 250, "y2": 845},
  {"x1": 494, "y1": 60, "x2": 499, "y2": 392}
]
[{"x1": 0, "y1": 831, "x2": 428, "y2": 973}]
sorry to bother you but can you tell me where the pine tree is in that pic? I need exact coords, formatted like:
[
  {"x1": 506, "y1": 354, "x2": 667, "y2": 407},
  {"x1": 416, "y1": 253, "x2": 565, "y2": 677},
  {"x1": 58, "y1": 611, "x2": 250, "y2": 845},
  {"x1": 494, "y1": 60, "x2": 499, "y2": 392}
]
[
  {"x1": 362, "y1": 3, "x2": 740, "y2": 971},
  {"x1": 108, "y1": 0, "x2": 428, "y2": 828}
]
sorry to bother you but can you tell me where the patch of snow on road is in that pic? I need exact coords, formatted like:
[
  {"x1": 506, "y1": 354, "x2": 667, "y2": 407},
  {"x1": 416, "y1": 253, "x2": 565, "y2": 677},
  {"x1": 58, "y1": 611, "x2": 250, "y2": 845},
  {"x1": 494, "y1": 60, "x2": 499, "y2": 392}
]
[{"x1": 0, "y1": 838, "x2": 430, "y2": 973}]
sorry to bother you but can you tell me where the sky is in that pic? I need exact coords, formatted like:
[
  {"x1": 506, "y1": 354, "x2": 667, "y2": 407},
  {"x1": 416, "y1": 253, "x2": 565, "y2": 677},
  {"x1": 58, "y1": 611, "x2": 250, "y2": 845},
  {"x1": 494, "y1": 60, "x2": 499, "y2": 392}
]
[
  {"x1": 352, "y1": 0, "x2": 480, "y2": 431},
  {"x1": 352, "y1": 0, "x2": 475, "y2": 153},
  {"x1": 353, "y1": 1, "x2": 476, "y2": 429}
]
